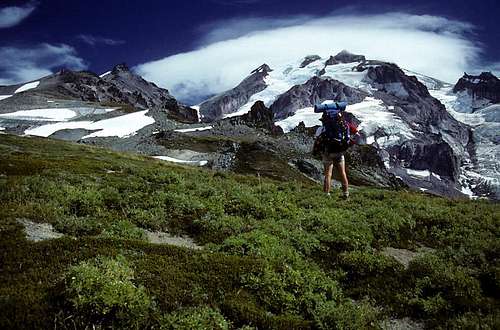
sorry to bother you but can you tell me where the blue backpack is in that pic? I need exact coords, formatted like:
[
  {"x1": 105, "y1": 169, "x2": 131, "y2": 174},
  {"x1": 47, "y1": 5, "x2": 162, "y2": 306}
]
[
  {"x1": 312, "y1": 102, "x2": 351, "y2": 157},
  {"x1": 322, "y1": 110, "x2": 350, "y2": 153}
]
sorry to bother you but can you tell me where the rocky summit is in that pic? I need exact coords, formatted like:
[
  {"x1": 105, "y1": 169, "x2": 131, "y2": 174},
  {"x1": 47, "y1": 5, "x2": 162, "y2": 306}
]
[{"x1": 453, "y1": 71, "x2": 500, "y2": 106}]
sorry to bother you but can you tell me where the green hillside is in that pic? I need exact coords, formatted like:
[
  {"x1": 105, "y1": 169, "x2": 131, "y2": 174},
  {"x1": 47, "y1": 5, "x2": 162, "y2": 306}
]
[{"x1": 0, "y1": 134, "x2": 498, "y2": 329}]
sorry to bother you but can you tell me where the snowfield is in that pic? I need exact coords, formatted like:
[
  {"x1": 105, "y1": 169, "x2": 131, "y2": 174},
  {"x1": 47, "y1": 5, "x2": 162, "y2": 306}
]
[
  {"x1": 276, "y1": 97, "x2": 415, "y2": 148},
  {"x1": 14, "y1": 81, "x2": 40, "y2": 93},
  {"x1": 153, "y1": 156, "x2": 208, "y2": 166},
  {"x1": 275, "y1": 106, "x2": 321, "y2": 132},
  {"x1": 0, "y1": 108, "x2": 78, "y2": 122},
  {"x1": 0, "y1": 107, "x2": 118, "y2": 122},
  {"x1": 25, "y1": 110, "x2": 155, "y2": 139},
  {"x1": 174, "y1": 126, "x2": 213, "y2": 133},
  {"x1": 0, "y1": 81, "x2": 41, "y2": 102},
  {"x1": 99, "y1": 71, "x2": 111, "y2": 78},
  {"x1": 225, "y1": 57, "x2": 367, "y2": 119},
  {"x1": 348, "y1": 97, "x2": 415, "y2": 147}
]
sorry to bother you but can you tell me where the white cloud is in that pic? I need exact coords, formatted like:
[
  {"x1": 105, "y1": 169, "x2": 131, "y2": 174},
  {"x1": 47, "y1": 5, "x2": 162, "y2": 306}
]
[
  {"x1": 479, "y1": 62, "x2": 500, "y2": 77},
  {"x1": 0, "y1": 1, "x2": 37, "y2": 28},
  {"x1": 135, "y1": 12, "x2": 482, "y2": 104},
  {"x1": 0, "y1": 43, "x2": 87, "y2": 85},
  {"x1": 77, "y1": 34, "x2": 125, "y2": 46}
]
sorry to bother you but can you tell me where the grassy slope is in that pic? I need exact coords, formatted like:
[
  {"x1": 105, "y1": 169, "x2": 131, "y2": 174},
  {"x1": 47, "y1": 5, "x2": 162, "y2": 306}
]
[{"x1": 0, "y1": 134, "x2": 498, "y2": 329}]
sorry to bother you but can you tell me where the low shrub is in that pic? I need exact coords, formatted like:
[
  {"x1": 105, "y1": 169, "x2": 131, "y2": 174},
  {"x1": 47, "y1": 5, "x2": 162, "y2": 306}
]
[
  {"x1": 407, "y1": 253, "x2": 483, "y2": 319},
  {"x1": 64, "y1": 254, "x2": 152, "y2": 327},
  {"x1": 313, "y1": 299, "x2": 380, "y2": 330},
  {"x1": 53, "y1": 215, "x2": 104, "y2": 236},
  {"x1": 159, "y1": 306, "x2": 230, "y2": 330},
  {"x1": 99, "y1": 220, "x2": 147, "y2": 241}
]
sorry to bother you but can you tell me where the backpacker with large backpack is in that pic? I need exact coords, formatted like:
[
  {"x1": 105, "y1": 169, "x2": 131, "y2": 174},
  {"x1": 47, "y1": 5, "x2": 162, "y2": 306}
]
[{"x1": 312, "y1": 102, "x2": 353, "y2": 159}]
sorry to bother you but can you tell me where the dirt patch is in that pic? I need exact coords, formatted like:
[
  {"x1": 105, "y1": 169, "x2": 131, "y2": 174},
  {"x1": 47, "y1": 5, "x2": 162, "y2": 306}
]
[
  {"x1": 382, "y1": 317, "x2": 425, "y2": 330},
  {"x1": 381, "y1": 246, "x2": 435, "y2": 269},
  {"x1": 145, "y1": 230, "x2": 202, "y2": 250},
  {"x1": 17, "y1": 218, "x2": 63, "y2": 242}
]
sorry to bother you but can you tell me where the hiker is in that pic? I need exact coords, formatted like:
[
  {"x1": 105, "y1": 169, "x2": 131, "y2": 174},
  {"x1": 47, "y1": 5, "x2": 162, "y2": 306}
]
[{"x1": 312, "y1": 101, "x2": 357, "y2": 199}]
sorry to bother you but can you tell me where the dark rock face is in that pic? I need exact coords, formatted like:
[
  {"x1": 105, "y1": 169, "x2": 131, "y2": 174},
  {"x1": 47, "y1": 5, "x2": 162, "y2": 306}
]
[
  {"x1": 199, "y1": 64, "x2": 271, "y2": 121},
  {"x1": 300, "y1": 55, "x2": 322, "y2": 68},
  {"x1": 237, "y1": 101, "x2": 284, "y2": 135},
  {"x1": 356, "y1": 61, "x2": 430, "y2": 100},
  {"x1": 330, "y1": 50, "x2": 366, "y2": 64},
  {"x1": 391, "y1": 140, "x2": 459, "y2": 180},
  {"x1": 345, "y1": 145, "x2": 405, "y2": 188},
  {"x1": 318, "y1": 51, "x2": 367, "y2": 75},
  {"x1": 270, "y1": 76, "x2": 368, "y2": 119},
  {"x1": 356, "y1": 61, "x2": 470, "y2": 147},
  {"x1": 291, "y1": 159, "x2": 323, "y2": 181},
  {"x1": 453, "y1": 72, "x2": 500, "y2": 104}
]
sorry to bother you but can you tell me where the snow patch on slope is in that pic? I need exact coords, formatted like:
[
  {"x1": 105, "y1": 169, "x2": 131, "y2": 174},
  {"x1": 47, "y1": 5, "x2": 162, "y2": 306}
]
[
  {"x1": 99, "y1": 71, "x2": 111, "y2": 78},
  {"x1": 276, "y1": 97, "x2": 415, "y2": 148},
  {"x1": 0, "y1": 108, "x2": 78, "y2": 121},
  {"x1": 348, "y1": 97, "x2": 415, "y2": 147},
  {"x1": 14, "y1": 81, "x2": 40, "y2": 93},
  {"x1": 153, "y1": 156, "x2": 208, "y2": 166},
  {"x1": 25, "y1": 110, "x2": 155, "y2": 139},
  {"x1": 275, "y1": 106, "x2": 321, "y2": 132},
  {"x1": 174, "y1": 126, "x2": 212, "y2": 133}
]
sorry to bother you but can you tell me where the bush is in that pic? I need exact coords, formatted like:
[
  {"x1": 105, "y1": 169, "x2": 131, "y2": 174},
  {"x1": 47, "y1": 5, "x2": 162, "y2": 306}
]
[
  {"x1": 313, "y1": 299, "x2": 379, "y2": 330},
  {"x1": 64, "y1": 255, "x2": 152, "y2": 327},
  {"x1": 159, "y1": 306, "x2": 230, "y2": 330},
  {"x1": 99, "y1": 220, "x2": 147, "y2": 241},
  {"x1": 53, "y1": 215, "x2": 103, "y2": 236},
  {"x1": 242, "y1": 261, "x2": 342, "y2": 317},
  {"x1": 407, "y1": 253, "x2": 483, "y2": 318}
]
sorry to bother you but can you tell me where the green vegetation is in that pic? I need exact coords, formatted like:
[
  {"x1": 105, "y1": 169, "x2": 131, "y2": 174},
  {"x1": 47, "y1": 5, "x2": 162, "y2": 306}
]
[{"x1": 0, "y1": 134, "x2": 498, "y2": 329}]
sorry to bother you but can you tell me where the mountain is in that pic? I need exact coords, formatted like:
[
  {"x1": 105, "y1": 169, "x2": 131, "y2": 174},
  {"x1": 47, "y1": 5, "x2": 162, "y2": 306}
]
[
  {"x1": 0, "y1": 63, "x2": 198, "y2": 123},
  {"x1": 430, "y1": 72, "x2": 500, "y2": 198},
  {"x1": 0, "y1": 52, "x2": 498, "y2": 199},
  {"x1": 192, "y1": 50, "x2": 491, "y2": 198}
]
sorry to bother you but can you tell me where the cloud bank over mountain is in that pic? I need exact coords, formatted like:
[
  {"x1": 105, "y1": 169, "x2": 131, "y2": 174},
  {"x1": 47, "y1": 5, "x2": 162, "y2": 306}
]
[
  {"x1": 136, "y1": 13, "x2": 481, "y2": 104},
  {"x1": 0, "y1": 1, "x2": 38, "y2": 28},
  {"x1": 0, "y1": 43, "x2": 87, "y2": 85}
]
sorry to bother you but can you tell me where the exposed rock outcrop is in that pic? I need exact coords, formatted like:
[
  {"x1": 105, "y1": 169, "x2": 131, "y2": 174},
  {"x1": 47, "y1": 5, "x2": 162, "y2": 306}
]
[
  {"x1": 453, "y1": 72, "x2": 500, "y2": 104},
  {"x1": 270, "y1": 76, "x2": 368, "y2": 119},
  {"x1": 390, "y1": 140, "x2": 459, "y2": 180},
  {"x1": 300, "y1": 55, "x2": 322, "y2": 68},
  {"x1": 329, "y1": 50, "x2": 366, "y2": 64},
  {"x1": 237, "y1": 101, "x2": 284, "y2": 135},
  {"x1": 199, "y1": 64, "x2": 272, "y2": 121}
]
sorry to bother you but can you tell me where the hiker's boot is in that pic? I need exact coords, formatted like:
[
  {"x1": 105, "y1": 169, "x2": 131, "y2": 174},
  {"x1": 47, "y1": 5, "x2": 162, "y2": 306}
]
[{"x1": 341, "y1": 190, "x2": 349, "y2": 200}]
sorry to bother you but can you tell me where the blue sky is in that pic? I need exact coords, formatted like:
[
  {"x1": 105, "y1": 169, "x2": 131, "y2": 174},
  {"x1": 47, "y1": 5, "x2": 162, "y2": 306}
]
[{"x1": 0, "y1": 0, "x2": 498, "y2": 102}]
